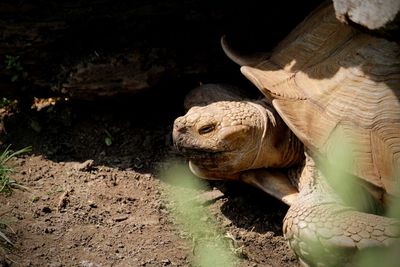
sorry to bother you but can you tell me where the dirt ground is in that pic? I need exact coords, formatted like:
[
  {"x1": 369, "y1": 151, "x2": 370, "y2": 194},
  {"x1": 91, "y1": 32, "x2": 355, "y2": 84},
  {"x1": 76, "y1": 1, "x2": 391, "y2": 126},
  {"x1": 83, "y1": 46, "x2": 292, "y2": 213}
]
[{"x1": 0, "y1": 90, "x2": 298, "y2": 266}]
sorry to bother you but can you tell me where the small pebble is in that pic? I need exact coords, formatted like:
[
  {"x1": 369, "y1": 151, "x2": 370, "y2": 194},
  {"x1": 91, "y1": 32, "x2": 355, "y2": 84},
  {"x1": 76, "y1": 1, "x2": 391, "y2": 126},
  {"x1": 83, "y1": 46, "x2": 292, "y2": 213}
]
[{"x1": 113, "y1": 215, "x2": 128, "y2": 222}]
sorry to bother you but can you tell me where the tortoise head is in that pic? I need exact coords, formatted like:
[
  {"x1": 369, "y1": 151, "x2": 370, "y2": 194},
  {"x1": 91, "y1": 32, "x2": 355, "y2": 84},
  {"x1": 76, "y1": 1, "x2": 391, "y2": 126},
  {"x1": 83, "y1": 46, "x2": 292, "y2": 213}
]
[{"x1": 173, "y1": 100, "x2": 299, "y2": 180}]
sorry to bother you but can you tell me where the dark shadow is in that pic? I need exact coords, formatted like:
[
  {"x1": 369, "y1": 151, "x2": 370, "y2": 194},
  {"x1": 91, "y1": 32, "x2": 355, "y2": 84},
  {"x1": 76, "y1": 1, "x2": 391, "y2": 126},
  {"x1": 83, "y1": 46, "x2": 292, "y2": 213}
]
[
  {"x1": 0, "y1": 0, "x2": 325, "y2": 97},
  {"x1": 216, "y1": 181, "x2": 289, "y2": 234},
  {"x1": 0, "y1": 0, "x2": 328, "y2": 168},
  {"x1": 1, "y1": 84, "x2": 186, "y2": 172}
]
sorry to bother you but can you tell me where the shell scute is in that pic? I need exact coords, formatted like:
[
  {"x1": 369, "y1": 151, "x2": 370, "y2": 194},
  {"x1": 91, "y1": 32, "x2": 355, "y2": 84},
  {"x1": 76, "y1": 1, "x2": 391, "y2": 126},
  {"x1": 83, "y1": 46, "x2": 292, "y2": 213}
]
[{"x1": 241, "y1": 3, "x2": 400, "y2": 190}]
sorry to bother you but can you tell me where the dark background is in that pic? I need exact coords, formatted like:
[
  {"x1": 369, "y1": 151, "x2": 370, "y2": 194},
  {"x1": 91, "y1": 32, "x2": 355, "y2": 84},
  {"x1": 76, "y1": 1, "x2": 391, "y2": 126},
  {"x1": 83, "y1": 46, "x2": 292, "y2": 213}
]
[{"x1": 0, "y1": 0, "x2": 325, "y2": 101}]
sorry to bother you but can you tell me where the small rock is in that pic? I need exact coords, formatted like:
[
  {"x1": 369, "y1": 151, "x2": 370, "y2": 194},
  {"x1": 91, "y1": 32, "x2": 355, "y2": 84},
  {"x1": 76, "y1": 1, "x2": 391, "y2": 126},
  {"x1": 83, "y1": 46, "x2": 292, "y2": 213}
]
[
  {"x1": 193, "y1": 189, "x2": 224, "y2": 205},
  {"x1": 44, "y1": 227, "x2": 56, "y2": 234},
  {"x1": 161, "y1": 259, "x2": 171, "y2": 266},
  {"x1": 15, "y1": 213, "x2": 24, "y2": 220},
  {"x1": 113, "y1": 215, "x2": 128, "y2": 222},
  {"x1": 57, "y1": 191, "x2": 70, "y2": 211},
  {"x1": 88, "y1": 201, "x2": 97, "y2": 208},
  {"x1": 73, "y1": 159, "x2": 94, "y2": 171}
]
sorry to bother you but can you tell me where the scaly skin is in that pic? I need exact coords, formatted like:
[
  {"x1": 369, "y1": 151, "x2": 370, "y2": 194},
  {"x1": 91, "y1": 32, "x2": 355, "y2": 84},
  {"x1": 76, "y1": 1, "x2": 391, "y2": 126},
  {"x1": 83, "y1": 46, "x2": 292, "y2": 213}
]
[
  {"x1": 285, "y1": 197, "x2": 400, "y2": 266},
  {"x1": 173, "y1": 99, "x2": 304, "y2": 180},
  {"x1": 283, "y1": 154, "x2": 400, "y2": 266}
]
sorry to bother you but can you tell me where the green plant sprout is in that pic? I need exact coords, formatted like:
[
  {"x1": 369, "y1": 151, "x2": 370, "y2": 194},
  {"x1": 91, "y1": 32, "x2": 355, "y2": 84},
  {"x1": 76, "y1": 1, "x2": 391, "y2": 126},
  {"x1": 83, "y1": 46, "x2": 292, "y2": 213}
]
[
  {"x1": 104, "y1": 129, "x2": 113, "y2": 146},
  {"x1": 0, "y1": 145, "x2": 30, "y2": 249},
  {"x1": 0, "y1": 145, "x2": 31, "y2": 193}
]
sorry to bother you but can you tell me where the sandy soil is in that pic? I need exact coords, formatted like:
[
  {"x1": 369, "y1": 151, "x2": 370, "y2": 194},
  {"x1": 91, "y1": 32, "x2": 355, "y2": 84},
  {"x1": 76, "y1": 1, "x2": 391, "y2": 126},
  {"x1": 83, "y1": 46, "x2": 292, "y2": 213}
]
[{"x1": 0, "y1": 92, "x2": 298, "y2": 266}]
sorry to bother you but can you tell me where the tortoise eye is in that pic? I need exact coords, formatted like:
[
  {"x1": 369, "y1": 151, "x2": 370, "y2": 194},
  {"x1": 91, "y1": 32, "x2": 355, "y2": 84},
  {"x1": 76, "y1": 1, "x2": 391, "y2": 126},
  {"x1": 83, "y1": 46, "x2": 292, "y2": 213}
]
[{"x1": 198, "y1": 124, "x2": 215, "y2": 135}]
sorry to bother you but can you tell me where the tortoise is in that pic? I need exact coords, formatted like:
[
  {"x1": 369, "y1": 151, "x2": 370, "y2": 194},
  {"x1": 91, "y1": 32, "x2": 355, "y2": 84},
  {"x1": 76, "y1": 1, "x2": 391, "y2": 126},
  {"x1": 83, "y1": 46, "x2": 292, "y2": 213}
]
[{"x1": 172, "y1": 2, "x2": 400, "y2": 266}]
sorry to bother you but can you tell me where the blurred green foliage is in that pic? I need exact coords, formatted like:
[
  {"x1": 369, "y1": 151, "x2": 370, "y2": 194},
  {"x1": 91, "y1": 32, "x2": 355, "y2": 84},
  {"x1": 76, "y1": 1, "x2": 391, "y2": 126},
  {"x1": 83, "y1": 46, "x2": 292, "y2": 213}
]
[
  {"x1": 161, "y1": 162, "x2": 237, "y2": 267},
  {"x1": 317, "y1": 133, "x2": 400, "y2": 266}
]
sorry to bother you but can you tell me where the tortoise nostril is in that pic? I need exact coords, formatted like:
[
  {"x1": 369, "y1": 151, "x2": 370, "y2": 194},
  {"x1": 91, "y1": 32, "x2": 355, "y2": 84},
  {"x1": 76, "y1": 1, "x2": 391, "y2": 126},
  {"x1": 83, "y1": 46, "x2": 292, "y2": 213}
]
[
  {"x1": 173, "y1": 118, "x2": 187, "y2": 133},
  {"x1": 178, "y1": 127, "x2": 187, "y2": 134},
  {"x1": 173, "y1": 122, "x2": 188, "y2": 134}
]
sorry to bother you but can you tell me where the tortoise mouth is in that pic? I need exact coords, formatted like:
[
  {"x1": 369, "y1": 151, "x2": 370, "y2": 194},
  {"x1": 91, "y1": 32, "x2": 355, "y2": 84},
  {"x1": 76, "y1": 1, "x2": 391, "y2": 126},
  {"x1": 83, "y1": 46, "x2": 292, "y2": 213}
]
[
  {"x1": 189, "y1": 160, "x2": 240, "y2": 180},
  {"x1": 176, "y1": 147, "x2": 224, "y2": 160},
  {"x1": 174, "y1": 144, "x2": 231, "y2": 171}
]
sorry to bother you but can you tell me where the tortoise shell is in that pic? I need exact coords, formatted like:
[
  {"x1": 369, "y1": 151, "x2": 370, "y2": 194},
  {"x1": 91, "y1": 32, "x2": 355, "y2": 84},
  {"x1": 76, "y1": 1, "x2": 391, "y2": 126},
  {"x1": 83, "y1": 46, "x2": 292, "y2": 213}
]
[{"x1": 238, "y1": 3, "x2": 400, "y2": 196}]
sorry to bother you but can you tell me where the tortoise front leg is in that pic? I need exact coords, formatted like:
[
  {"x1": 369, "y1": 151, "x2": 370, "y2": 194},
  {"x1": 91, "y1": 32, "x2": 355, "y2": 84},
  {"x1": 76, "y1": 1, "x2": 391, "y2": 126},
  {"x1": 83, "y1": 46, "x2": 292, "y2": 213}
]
[
  {"x1": 283, "y1": 155, "x2": 400, "y2": 266},
  {"x1": 284, "y1": 189, "x2": 400, "y2": 266},
  {"x1": 240, "y1": 169, "x2": 298, "y2": 206}
]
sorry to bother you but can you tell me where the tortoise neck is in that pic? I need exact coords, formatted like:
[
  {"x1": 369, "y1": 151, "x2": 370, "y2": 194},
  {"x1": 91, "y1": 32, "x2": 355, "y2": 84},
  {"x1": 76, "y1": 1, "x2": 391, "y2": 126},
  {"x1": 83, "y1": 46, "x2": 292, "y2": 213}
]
[
  {"x1": 273, "y1": 129, "x2": 305, "y2": 168},
  {"x1": 249, "y1": 100, "x2": 304, "y2": 169}
]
